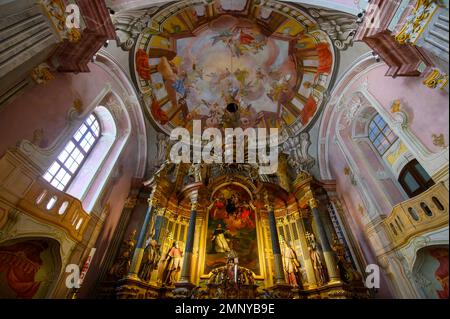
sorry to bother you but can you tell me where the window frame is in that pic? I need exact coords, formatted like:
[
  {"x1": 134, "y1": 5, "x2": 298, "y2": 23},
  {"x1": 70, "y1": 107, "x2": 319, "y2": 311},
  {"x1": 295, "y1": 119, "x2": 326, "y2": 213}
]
[
  {"x1": 398, "y1": 159, "x2": 435, "y2": 198},
  {"x1": 368, "y1": 114, "x2": 399, "y2": 156},
  {"x1": 43, "y1": 114, "x2": 102, "y2": 192}
]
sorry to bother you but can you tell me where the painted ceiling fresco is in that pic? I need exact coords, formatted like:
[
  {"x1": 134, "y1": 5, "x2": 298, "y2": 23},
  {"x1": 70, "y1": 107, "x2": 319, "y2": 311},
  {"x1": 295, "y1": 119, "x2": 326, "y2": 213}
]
[{"x1": 133, "y1": 0, "x2": 336, "y2": 142}]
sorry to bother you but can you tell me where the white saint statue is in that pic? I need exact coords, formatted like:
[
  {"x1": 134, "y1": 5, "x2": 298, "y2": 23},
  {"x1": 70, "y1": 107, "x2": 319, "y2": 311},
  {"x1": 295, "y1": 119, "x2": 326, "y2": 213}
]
[{"x1": 211, "y1": 224, "x2": 231, "y2": 253}]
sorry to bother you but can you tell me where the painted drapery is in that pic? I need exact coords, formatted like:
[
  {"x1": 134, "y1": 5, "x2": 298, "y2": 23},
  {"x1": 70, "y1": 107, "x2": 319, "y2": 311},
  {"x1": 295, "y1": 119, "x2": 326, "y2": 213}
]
[{"x1": 0, "y1": 240, "x2": 49, "y2": 299}]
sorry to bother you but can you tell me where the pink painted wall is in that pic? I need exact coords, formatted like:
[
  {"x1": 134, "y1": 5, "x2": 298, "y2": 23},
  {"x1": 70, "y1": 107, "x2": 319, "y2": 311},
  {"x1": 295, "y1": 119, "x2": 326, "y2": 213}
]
[
  {"x1": 322, "y1": 63, "x2": 449, "y2": 298},
  {"x1": 80, "y1": 141, "x2": 137, "y2": 290},
  {"x1": 0, "y1": 62, "x2": 146, "y2": 298},
  {"x1": 0, "y1": 63, "x2": 123, "y2": 158},
  {"x1": 356, "y1": 65, "x2": 449, "y2": 154},
  {"x1": 329, "y1": 139, "x2": 394, "y2": 298}
]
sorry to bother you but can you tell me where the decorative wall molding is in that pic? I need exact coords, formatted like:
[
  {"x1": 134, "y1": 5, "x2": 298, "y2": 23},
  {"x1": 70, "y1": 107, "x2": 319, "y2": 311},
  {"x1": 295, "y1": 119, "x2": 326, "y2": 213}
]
[
  {"x1": 378, "y1": 226, "x2": 449, "y2": 298},
  {"x1": 17, "y1": 85, "x2": 112, "y2": 173},
  {"x1": 307, "y1": 7, "x2": 358, "y2": 50},
  {"x1": 319, "y1": 52, "x2": 380, "y2": 181},
  {"x1": 317, "y1": 52, "x2": 449, "y2": 299},
  {"x1": 94, "y1": 50, "x2": 147, "y2": 180},
  {"x1": 0, "y1": 198, "x2": 77, "y2": 298},
  {"x1": 112, "y1": 8, "x2": 159, "y2": 51},
  {"x1": 283, "y1": 132, "x2": 316, "y2": 174},
  {"x1": 358, "y1": 86, "x2": 449, "y2": 178}
]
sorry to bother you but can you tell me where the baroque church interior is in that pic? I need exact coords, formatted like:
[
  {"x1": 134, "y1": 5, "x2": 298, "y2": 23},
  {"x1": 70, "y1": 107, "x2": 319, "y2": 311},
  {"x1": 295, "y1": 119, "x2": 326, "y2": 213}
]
[{"x1": 0, "y1": 0, "x2": 448, "y2": 300}]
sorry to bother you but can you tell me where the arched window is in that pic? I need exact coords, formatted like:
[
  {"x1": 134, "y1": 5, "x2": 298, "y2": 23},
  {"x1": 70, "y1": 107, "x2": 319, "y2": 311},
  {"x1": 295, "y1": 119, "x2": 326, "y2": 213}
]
[
  {"x1": 399, "y1": 159, "x2": 435, "y2": 198},
  {"x1": 43, "y1": 114, "x2": 101, "y2": 191},
  {"x1": 368, "y1": 114, "x2": 398, "y2": 155}
]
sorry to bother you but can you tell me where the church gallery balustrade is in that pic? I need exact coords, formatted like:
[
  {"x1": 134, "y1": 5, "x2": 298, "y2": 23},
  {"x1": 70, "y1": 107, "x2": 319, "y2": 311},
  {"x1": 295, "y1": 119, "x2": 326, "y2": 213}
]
[
  {"x1": 17, "y1": 178, "x2": 90, "y2": 242},
  {"x1": 0, "y1": 149, "x2": 90, "y2": 243},
  {"x1": 106, "y1": 163, "x2": 368, "y2": 299},
  {"x1": 383, "y1": 182, "x2": 449, "y2": 250}
]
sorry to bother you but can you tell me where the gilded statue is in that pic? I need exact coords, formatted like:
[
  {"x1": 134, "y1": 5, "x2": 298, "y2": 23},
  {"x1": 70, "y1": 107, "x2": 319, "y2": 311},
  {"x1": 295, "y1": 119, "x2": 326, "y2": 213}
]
[
  {"x1": 160, "y1": 241, "x2": 183, "y2": 286},
  {"x1": 156, "y1": 132, "x2": 170, "y2": 165},
  {"x1": 331, "y1": 235, "x2": 361, "y2": 283},
  {"x1": 306, "y1": 232, "x2": 328, "y2": 285},
  {"x1": 154, "y1": 159, "x2": 171, "y2": 178},
  {"x1": 31, "y1": 64, "x2": 54, "y2": 85},
  {"x1": 139, "y1": 239, "x2": 161, "y2": 282},
  {"x1": 281, "y1": 240, "x2": 302, "y2": 288},
  {"x1": 188, "y1": 163, "x2": 203, "y2": 183},
  {"x1": 109, "y1": 230, "x2": 137, "y2": 279}
]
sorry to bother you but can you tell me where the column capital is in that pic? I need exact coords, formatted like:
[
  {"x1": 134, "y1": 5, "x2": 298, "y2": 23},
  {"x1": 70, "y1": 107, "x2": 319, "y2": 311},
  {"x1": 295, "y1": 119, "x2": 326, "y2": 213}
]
[
  {"x1": 190, "y1": 190, "x2": 199, "y2": 211},
  {"x1": 304, "y1": 190, "x2": 320, "y2": 209},
  {"x1": 309, "y1": 198, "x2": 319, "y2": 209},
  {"x1": 148, "y1": 196, "x2": 158, "y2": 207},
  {"x1": 148, "y1": 186, "x2": 159, "y2": 207},
  {"x1": 263, "y1": 191, "x2": 274, "y2": 211}
]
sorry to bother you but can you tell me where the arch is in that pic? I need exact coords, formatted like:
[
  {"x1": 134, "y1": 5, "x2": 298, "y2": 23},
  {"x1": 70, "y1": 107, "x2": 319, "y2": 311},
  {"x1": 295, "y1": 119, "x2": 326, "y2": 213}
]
[
  {"x1": 318, "y1": 52, "x2": 381, "y2": 181},
  {"x1": 16, "y1": 49, "x2": 148, "y2": 213},
  {"x1": 93, "y1": 50, "x2": 148, "y2": 180},
  {"x1": 411, "y1": 245, "x2": 449, "y2": 299},
  {"x1": 318, "y1": 52, "x2": 448, "y2": 224},
  {"x1": 318, "y1": 53, "x2": 449, "y2": 182},
  {"x1": 65, "y1": 95, "x2": 127, "y2": 212},
  {"x1": 65, "y1": 105, "x2": 116, "y2": 200},
  {"x1": 0, "y1": 237, "x2": 62, "y2": 299},
  {"x1": 210, "y1": 181, "x2": 255, "y2": 203},
  {"x1": 333, "y1": 90, "x2": 406, "y2": 214}
]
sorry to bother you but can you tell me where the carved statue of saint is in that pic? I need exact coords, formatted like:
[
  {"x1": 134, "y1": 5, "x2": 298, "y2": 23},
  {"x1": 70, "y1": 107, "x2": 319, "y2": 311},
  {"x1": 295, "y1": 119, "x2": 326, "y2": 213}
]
[
  {"x1": 188, "y1": 163, "x2": 203, "y2": 183},
  {"x1": 139, "y1": 239, "x2": 161, "y2": 282},
  {"x1": 161, "y1": 241, "x2": 183, "y2": 286},
  {"x1": 156, "y1": 133, "x2": 169, "y2": 164},
  {"x1": 306, "y1": 232, "x2": 328, "y2": 285},
  {"x1": 211, "y1": 224, "x2": 231, "y2": 253},
  {"x1": 281, "y1": 241, "x2": 302, "y2": 288},
  {"x1": 331, "y1": 234, "x2": 360, "y2": 282},
  {"x1": 109, "y1": 230, "x2": 137, "y2": 279}
]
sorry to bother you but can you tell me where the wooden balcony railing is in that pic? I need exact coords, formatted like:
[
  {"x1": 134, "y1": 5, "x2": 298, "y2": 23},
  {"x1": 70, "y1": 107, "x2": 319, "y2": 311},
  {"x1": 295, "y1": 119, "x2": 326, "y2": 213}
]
[
  {"x1": 17, "y1": 178, "x2": 90, "y2": 242},
  {"x1": 383, "y1": 182, "x2": 449, "y2": 250}
]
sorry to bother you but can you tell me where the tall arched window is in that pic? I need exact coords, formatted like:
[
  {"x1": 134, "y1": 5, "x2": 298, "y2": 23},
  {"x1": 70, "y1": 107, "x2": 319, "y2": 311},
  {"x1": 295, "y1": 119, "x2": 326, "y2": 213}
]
[
  {"x1": 368, "y1": 113, "x2": 398, "y2": 155},
  {"x1": 43, "y1": 114, "x2": 101, "y2": 191}
]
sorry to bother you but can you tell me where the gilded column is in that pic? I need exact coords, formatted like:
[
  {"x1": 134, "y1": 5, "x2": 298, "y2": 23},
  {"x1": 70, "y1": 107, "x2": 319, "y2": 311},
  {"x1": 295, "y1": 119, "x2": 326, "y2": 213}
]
[
  {"x1": 265, "y1": 193, "x2": 286, "y2": 285},
  {"x1": 295, "y1": 210, "x2": 317, "y2": 288},
  {"x1": 154, "y1": 208, "x2": 168, "y2": 243},
  {"x1": 309, "y1": 197, "x2": 340, "y2": 283},
  {"x1": 179, "y1": 190, "x2": 198, "y2": 283},
  {"x1": 127, "y1": 193, "x2": 157, "y2": 278}
]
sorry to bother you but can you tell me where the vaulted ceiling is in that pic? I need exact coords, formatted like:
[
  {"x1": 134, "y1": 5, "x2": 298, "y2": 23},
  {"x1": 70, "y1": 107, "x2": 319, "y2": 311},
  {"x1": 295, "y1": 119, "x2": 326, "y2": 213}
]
[
  {"x1": 104, "y1": 0, "x2": 369, "y2": 177},
  {"x1": 119, "y1": 0, "x2": 356, "y2": 143},
  {"x1": 107, "y1": 0, "x2": 364, "y2": 15}
]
